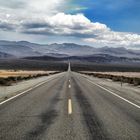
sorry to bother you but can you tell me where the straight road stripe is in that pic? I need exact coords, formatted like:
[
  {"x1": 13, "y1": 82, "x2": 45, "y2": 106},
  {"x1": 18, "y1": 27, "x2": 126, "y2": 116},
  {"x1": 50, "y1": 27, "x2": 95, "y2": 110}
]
[
  {"x1": 68, "y1": 99, "x2": 72, "y2": 114},
  {"x1": 0, "y1": 88, "x2": 33, "y2": 106},
  {"x1": 87, "y1": 79, "x2": 140, "y2": 109},
  {"x1": 68, "y1": 84, "x2": 71, "y2": 88}
]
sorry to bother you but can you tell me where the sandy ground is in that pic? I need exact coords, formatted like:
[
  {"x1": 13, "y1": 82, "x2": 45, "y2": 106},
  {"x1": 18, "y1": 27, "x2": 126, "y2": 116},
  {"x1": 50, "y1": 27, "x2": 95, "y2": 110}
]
[
  {"x1": 0, "y1": 70, "x2": 55, "y2": 78},
  {"x1": 81, "y1": 73, "x2": 140, "y2": 105},
  {"x1": 82, "y1": 71, "x2": 140, "y2": 78}
]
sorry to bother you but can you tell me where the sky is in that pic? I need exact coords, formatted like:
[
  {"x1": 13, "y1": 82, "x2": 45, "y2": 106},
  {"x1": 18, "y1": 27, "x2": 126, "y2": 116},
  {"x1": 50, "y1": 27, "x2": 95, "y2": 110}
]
[{"x1": 0, "y1": 0, "x2": 140, "y2": 48}]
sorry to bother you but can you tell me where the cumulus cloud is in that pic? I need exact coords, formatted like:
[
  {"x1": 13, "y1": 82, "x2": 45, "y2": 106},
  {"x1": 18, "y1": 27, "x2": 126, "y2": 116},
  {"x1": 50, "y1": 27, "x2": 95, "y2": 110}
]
[
  {"x1": 20, "y1": 13, "x2": 140, "y2": 47},
  {"x1": 0, "y1": 0, "x2": 140, "y2": 47},
  {"x1": 85, "y1": 31, "x2": 140, "y2": 46},
  {"x1": 19, "y1": 13, "x2": 109, "y2": 37}
]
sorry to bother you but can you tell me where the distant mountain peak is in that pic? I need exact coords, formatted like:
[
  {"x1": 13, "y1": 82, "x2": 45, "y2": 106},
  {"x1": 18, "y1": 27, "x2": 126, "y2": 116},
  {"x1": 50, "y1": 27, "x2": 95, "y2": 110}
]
[{"x1": 0, "y1": 40, "x2": 140, "y2": 59}]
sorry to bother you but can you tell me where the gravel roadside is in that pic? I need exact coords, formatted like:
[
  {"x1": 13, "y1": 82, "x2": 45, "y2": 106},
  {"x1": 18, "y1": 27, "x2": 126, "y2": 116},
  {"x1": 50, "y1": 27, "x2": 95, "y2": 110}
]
[{"x1": 0, "y1": 72, "x2": 64, "y2": 103}]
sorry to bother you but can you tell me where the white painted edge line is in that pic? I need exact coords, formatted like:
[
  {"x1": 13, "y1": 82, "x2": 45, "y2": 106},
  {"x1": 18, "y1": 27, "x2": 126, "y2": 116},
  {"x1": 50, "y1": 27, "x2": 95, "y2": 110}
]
[
  {"x1": 0, "y1": 76, "x2": 60, "y2": 106},
  {"x1": 87, "y1": 79, "x2": 140, "y2": 109},
  {"x1": 68, "y1": 99, "x2": 72, "y2": 114}
]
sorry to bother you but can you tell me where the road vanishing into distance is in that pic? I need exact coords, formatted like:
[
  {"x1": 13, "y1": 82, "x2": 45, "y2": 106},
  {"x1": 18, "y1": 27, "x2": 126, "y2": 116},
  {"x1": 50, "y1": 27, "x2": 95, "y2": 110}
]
[{"x1": 0, "y1": 64, "x2": 140, "y2": 140}]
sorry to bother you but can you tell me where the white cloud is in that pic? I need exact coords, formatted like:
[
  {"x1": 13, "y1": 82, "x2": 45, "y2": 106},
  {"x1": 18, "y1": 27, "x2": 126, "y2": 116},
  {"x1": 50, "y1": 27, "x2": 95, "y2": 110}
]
[
  {"x1": 0, "y1": 0, "x2": 140, "y2": 48},
  {"x1": 0, "y1": 0, "x2": 65, "y2": 17},
  {"x1": 28, "y1": 0, "x2": 65, "y2": 14},
  {"x1": 19, "y1": 13, "x2": 109, "y2": 37},
  {"x1": 85, "y1": 31, "x2": 140, "y2": 47},
  {"x1": 20, "y1": 13, "x2": 140, "y2": 47}
]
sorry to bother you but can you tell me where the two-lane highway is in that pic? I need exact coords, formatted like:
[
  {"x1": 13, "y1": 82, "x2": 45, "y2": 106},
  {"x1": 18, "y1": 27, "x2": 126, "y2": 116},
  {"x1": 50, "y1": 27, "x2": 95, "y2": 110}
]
[{"x1": 0, "y1": 66, "x2": 140, "y2": 140}]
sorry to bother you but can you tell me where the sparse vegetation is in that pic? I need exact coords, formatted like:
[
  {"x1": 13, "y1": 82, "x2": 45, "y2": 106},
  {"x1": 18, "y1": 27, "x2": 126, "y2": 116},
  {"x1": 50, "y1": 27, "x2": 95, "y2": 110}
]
[
  {"x1": 71, "y1": 62, "x2": 140, "y2": 72},
  {"x1": 0, "y1": 71, "x2": 60, "y2": 86},
  {"x1": 0, "y1": 59, "x2": 68, "y2": 71},
  {"x1": 80, "y1": 72, "x2": 140, "y2": 86}
]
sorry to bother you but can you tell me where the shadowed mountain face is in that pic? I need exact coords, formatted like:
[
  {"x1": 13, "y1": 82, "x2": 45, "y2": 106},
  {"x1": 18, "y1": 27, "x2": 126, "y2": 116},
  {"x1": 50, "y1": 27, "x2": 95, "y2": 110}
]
[
  {"x1": 0, "y1": 40, "x2": 140, "y2": 63},
  {"x1": 24, "y1": 54, "x2": 140, "y2": 64},
  {"x1": 0, "y1": 41, "x2": 41, "y2": 57},
  {"x1": 0, "y1": 51, "x2": 14, "y2": 58}
]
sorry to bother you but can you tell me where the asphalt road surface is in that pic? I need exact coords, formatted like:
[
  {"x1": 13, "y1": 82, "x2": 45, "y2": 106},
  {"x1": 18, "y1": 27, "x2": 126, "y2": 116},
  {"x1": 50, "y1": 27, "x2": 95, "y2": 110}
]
[{"x1": 0, "y1": 65, "x2": 140, "y2": 140}]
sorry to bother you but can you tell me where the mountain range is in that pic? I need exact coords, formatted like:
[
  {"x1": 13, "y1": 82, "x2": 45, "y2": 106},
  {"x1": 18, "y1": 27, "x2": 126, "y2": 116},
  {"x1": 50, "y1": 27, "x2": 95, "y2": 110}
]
[{"x1": 0, "y1": 40, "x2": 140, "y2": 63}]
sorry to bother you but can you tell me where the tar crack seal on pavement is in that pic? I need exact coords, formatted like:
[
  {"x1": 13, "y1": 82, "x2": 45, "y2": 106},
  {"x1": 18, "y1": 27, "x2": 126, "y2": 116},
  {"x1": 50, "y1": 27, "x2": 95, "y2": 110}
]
[{"x1": 72, "y1": 77, "x2": 110, "y2": 140}]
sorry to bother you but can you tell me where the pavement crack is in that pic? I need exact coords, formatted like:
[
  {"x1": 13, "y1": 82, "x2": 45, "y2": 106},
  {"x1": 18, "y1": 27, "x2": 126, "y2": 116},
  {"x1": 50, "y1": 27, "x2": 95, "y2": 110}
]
[
  {"x1": 27, "y1": 109, "x2": 58, "y2": 139},
  {"x1": 25, "y1": 78, "x2": 65, "y2": 140},
  {"x1": 72, "y1": 77, "x2": 110, "y2": 140}
]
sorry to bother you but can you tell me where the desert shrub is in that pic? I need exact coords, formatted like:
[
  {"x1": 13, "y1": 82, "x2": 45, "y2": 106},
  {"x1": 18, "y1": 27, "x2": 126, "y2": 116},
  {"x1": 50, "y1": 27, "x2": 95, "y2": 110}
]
[
  {"x1": 5, "y1": 80, "x2": 13, "y2": 86},
  {"x1": 97, "y1": 74, "x2": 104, "y2": 78},
  {"x1": 127, "y1": 78, "x2": 134, "y2": 84},
  {"x1": 17, "y1": 76, "x2": 22, "y2": 81},
  {"x1": 133, "y1": 78, "x2": 140, "y2": 85},
  {"x1": 0, "y1": 72, "x2": 60, "y2": 86},
  {"x1": 7, "y1": 77, "x2": 16, "y2": 81},
  {"x1": 80, "y1": 72, "x2": 140, "y2": 86},
  {"x1": 0, "y1": 78, "x2": 14, "y2": 86},
  {"x1": 112, "y1": 76, "x2": 120, "y2": 81},
  {"x1": 0, "y1": 78, "x2": 7, "y2": 85}
]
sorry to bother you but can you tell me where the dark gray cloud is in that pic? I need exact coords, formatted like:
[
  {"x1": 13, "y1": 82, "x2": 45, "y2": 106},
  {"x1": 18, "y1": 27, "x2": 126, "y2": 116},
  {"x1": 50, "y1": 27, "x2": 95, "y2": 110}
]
[
  {"x1": 18, "y1": 13, "x2": 105, "y2": 38},
  {"x1": 21, "y1": 21, "x2": 96, "y2": 38},
  {"x1": 0, "y1": 21, "x2": 15, "y2": 31},
  {"x1": 22, "y1": 23, "x2": 51, "y2": 29}
]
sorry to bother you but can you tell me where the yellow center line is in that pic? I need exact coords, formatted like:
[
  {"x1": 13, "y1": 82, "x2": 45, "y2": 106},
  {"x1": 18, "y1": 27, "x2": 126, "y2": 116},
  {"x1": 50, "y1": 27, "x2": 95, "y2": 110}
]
[
  {"x1": 68, "y1": 99, "x2": 72, "y2": 115},
  {"x1": 68, "y1": 84, "x2": 71, "y2": 88}
]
